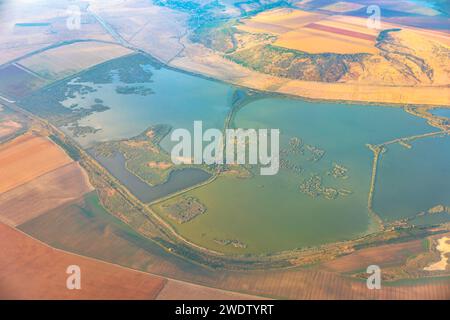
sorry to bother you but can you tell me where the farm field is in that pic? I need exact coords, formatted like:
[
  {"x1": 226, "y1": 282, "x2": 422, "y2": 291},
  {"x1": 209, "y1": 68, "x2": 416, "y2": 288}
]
[
  {"x1": 238, "y1": 8, "x2": 380, "y2": 54},
  {"x1": 0, "y1": 64, "x2": 47, "y2": 99},
  {"x1": 0, "y1": 222, "x2": 167, "y2": 300},
  {"x1": 0, "y1": 0, "x2": 115, "y2": 65},
  {"x1": 237, "y1": 8, "x2": 327, "y2": 34},
  {"x1": 18, "y1": 41, "x2": 133, "y2": 81},
  {"x1": 155, "y1": 280, "x2": 264, "y2": 300},
  {"x1": 2, "y1": 220, "x2": 262, "y2": 299},
  {"x1": 0, "y1": 105, "x2": 28, "y2": 141},
  {"x1": 14, "y1": 192, "x2": 263, "y2": 299},
  {"x1": 0, "y1": 134, "x2": 73, "y2": 193},
  {"x1": 89, "y1": 0, "x2": 188, "y2": 63},
  {"x1": 0, "y1": 162, "x2": 93, "y2": 226}
]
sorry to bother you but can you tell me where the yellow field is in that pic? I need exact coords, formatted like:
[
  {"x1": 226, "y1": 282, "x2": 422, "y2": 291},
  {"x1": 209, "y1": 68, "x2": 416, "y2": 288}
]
[
  {"x1": 274, "y1": 28, "x2": 378, "y2": 54},
  {"x1": 319, "y1": 15, "x2": 380, "y2": 36},
  {"x1": 237, "y1": 8, "x2": 325, "y2": 34},
  {"x1": 18, "y1": 42, "x2": 133, "y2": 80},
  {"x1": 238, "y1": 8, "x2": 380, "y2": 54},
  {"x1": 237, "y1": 7, "x2": 450, "y2": 56},
  {"x1": 275, "y1": 79, "x2": 450, "y2": 106}
]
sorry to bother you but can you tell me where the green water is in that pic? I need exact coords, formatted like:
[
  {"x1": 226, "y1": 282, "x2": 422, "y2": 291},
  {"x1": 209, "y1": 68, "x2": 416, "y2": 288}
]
[
  {"x1": 154, "y1": 99, "x2": 435, "y2": 254},
  {"x1": 374, "y1": 135, "x2": 450, "y2": 222}
]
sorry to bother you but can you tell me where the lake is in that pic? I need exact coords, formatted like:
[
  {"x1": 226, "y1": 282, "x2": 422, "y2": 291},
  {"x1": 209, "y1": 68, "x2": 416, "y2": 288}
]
[
  {"x1": 430, "y1": 108, "x2": 450, "y2": 119},
  {"x1": 153, "y1": 98, "x2": 436, "y2": 254},
  {"x1": 50, "y1": 54, "x2": 444, "y2": 254},
  {"x1": 60, "y1": 60, "x2": 233, "y2": 152},
  {"x1": 374, "y1": 134, "x2": 450, "y2": 222}
]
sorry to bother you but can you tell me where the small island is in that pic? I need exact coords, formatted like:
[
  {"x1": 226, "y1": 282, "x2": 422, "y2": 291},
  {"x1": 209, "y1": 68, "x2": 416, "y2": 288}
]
[{"x1": 162, "y1": 196, "x2": 206, "y2": 224}]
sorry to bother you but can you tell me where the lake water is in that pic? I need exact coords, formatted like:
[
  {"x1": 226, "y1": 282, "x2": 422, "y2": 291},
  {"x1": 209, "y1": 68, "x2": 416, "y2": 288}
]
[
  {"x1": 154, "y1": 99, "x2": 436, "y2": 254},
  {"x1": 61, "y1": 63, "x2": 233, "y2": 152},
  {"x1": 92, "y1": 151, "x2": 211, "y2": 203},
  {"x1": 430, "y1": 108, "x2": 450, "y2": 119},
  {"x1": 374, "y1": 134, "x2": 450, "y2": 222}
]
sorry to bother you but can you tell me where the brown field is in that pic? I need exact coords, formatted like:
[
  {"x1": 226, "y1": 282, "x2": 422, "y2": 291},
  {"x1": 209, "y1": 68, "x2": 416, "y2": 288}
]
[
  {"x1": 0, "y1": 162, "x2": 93, "y2": 226},
  {"x1": 305, "y1": 23, "x2": 376, "y2": 41},
  {"x1": 322, "y1": 14, "x2": 390, "y2": 32},
  {"x1": 18, "y1": 196, "x2": 450, "y2": 299},
  {"x1": 156, "y1": 279, "x2": 264, "y2": 300},
  {"x1": 17, "y1": 196, "x2": 213, "y2": 280},
  {"x1": 0, "y1": 134, "x2": 73, "y2": 193},
  {"x1": 276, "y1": 15, "x2": 380, "y2": 54},
  {"x1": 18, "y1": 42, "x2": 133, "y2": 81},
  {"x1": 0, "y1": 222, "x2": 167, "y2": 300},
  {"x1": 11, "y1": 203, "x2": 263, "y2": 300}
]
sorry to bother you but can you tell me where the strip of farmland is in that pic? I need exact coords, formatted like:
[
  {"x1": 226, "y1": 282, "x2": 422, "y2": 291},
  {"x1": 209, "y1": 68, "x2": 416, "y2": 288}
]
[{"x1": 304, "y1": 23, "x2": 377, "y2": 41}]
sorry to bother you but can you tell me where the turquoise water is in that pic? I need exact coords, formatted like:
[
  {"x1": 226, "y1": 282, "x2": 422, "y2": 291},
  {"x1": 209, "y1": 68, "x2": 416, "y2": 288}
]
[
  {"x1": 374, "y1": 134, "x2": 450, "y2": 222},
  {"x1": 430, "y1": 108, "x2": 450, "y2": 119},
  {"x1": 61, "y1": 65, "x2": 233, "y2": 151}
]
